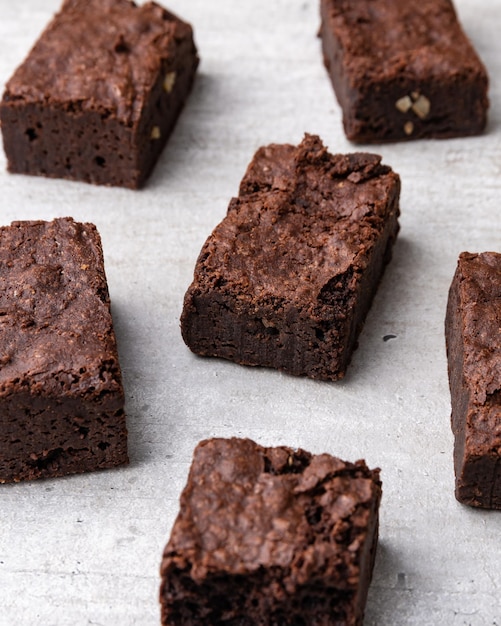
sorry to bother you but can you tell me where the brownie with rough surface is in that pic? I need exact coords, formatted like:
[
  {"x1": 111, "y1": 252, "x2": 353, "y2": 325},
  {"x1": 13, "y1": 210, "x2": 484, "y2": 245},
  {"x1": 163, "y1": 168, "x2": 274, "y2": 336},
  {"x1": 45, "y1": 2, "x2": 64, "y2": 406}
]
[
  {"x1": 320, "y1": 0, "x2": 489, "y2": 143},
  {"x1": 445, "y1": 252, "x2": 501, "y2": 509},
  {"x1": 160, "y1": 437, "x2": 382, "y2": 625},
  {"x1": 0, "y1": 0, "x2": 199, "y2": 188},
  {"x1": 181, "y1": 134, "x2": 400, "y2": 381},
  {"x1": 0, "y1": 218, "x2": 127, "y2": 483}
]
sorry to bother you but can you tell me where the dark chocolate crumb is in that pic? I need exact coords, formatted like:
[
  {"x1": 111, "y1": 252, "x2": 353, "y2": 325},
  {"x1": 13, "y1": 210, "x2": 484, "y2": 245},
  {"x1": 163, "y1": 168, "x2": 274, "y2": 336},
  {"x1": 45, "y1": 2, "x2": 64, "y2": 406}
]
[{"x1": 383, "y1": 334, "x2": 397, "y2": 342}]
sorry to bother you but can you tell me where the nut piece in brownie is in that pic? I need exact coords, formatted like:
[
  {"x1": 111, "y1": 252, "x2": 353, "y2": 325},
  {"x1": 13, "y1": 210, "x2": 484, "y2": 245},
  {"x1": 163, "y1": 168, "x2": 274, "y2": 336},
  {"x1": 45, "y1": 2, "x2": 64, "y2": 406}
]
[
  {"x1": 320, "y1": 0, "x2": 489, "y2": 143},
  {"x1": 0, "y1": 218, "x2": 127, "y2": 483},
  {"x1": 160, "y1": 437, "x2": 382, "y2": 625},
  {"x1": 0, "y1": 0, "x2": 199, "y2": 188},
  {"x1": 181, "y1": 134, "x2": 400, "y2": 381},
  {"x1": 445, "y1": 252, "x2": 501, "y2": 509}
]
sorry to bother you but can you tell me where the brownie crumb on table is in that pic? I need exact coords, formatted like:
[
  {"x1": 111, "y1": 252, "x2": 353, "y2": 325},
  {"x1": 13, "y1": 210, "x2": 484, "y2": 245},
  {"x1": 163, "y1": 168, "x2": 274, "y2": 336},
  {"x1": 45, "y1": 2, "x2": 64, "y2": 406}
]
[
  {"x1": 160, "y1": 437, "x2": 382, "y2": 625},
  {"x1": 181, "y1": 133, "x2": 400, "y2": 381},
  {"x1": 320, "y1": 0, "x2": 489, "y2": 143},
  {"x1": 0, "y1": 218, "x2": 127, "y2": 483},
  {"x1": 0, "y1": 0, "x2": 199, "y2": 189},
  {"x1": 445, "y1": 252, "x2": 501, "y2": 509}
]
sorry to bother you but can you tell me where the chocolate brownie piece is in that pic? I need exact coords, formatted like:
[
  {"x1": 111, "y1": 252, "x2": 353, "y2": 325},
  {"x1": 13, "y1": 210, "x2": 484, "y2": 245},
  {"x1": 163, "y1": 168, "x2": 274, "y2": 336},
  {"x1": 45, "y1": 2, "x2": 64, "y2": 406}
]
[
  {"x1": 160, "y1": 438, "x2": 382, "y2": 625},
  {"x1": 0, "y1": 0, "x2": 199, "y2": 188},
  {"x1": 181, "y1": 134, "x2": 400, "y2": 381},
  {"x1": 320, "y1": 0, "x2": 489, "y2": 143},
  {"x1": 445, "y1": 252, "x2": 501, "y2": 509},
  {"x1": 0, "y1": 218, "x2": 127, "y2": 483}
]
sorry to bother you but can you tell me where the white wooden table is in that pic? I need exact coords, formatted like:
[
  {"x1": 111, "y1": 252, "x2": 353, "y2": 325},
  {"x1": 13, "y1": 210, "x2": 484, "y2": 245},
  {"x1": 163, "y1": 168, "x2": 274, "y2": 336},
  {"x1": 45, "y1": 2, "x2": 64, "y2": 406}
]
[{"x1": 1, "y1": 1, "x2": 500, "y2": 624}]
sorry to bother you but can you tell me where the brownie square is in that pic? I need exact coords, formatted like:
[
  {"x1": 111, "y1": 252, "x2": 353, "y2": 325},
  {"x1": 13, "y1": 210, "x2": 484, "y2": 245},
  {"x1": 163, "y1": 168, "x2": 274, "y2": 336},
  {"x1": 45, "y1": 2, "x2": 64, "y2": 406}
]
[
  {"x1": 320, "y1": 0, "x2": 489, "y2": 143},
  {"x1": 181, "y1": 134, "x2": 400, "y2": 381},
  {"x1": 0, "y1": 218, "x2": 127, "y2": 483},
  {"x1": 0, "y1": 0, "x2": 199, "y2": 188},
  {"x1": 445, "y1": 252, "x2": 501, "y2": 509},
  {"x1": 160, "y1": 438, "x2": 382, "y2": 625}
]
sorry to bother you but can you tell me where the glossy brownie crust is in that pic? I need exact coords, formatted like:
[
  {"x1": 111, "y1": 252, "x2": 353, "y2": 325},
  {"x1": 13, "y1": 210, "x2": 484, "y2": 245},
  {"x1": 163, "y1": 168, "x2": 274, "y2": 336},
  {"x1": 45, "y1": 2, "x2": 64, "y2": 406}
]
[
  {"x1": 0, "y1": 218, "x2": 127, "y2": 483},
  {"x1": 160, "y1": 438, "x2": 382, "y2": 625},
  {"x1": 181, "y1": 134, "x2": 400, "y2": 381},
  {"x1": 0, "y1": 0, "x2": 198, "y2": 188},
  {"x1": 320, "y1": 0, "x2": 489, "y2": 143},
  {"x1": 445, "y1": 252, "x2": 501, "y2": 509}
]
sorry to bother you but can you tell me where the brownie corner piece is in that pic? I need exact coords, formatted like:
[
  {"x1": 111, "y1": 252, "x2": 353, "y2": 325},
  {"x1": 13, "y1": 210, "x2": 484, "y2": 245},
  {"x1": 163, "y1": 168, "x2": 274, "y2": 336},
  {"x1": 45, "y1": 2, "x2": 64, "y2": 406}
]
[
  {"x1": 160, "y1": 437, "x2": 382, "y2": 625},
  {"x1": 0, "y1": 0, "x2": 199, "y2": 189},
  {"x1": 320, "y1": 0, "x2": 489, "y2": 142},
  {"x1": 0, "y1": 217, "x2": 127, "y2": 483},
  {"x1": 445, "y1": 251, "x2": 501, "y2": 509},
  {"x1": 181, "y1": 133, "x2": 400, "y2": 381}
]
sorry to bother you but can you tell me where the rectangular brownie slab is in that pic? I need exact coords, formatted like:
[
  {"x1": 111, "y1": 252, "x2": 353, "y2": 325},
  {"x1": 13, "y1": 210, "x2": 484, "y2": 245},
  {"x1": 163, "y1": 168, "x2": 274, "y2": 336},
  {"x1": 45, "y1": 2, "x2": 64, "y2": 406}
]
[
  {"x1": 0, "y1": 218, "x2": 127, "y2": 483},
  {"x1": 320, "y1": 0, "x2": 489, "y2": 143},
  {"x1": 160, "y1": 437, "x2": 382, "y2": 625},
  {"x1": 181, "y1": 134, "x2": 400, "y2": 381},
  {"x1": 445, "y1": 252, "x2": 501, "y2": 509},
  {"x1": 0, "y1": 0, "x2": 199, "y2": 189}
]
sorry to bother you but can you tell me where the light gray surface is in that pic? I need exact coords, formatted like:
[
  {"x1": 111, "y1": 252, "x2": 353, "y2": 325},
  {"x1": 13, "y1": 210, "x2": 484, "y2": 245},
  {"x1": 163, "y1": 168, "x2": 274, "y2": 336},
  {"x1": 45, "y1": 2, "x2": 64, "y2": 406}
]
[{"x1": 0, "y1": 1, "x2": 500, "y2": 624}]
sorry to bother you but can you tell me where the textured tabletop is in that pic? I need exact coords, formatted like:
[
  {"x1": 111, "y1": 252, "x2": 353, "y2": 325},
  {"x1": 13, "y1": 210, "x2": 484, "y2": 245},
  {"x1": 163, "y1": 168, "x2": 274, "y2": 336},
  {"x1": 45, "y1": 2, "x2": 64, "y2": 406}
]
[{"x1": 1, "y1": 1, "x2": 500, "y2": 624}]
